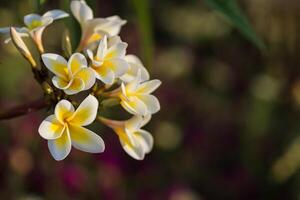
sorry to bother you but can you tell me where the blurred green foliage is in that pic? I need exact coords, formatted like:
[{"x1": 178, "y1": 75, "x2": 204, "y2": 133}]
[
  {"x1": 205, "y1": 0, "x2": 266, "y2": 51},
  {"x1": 131, "y1": 0, "x2": 154, "y2": 68}
]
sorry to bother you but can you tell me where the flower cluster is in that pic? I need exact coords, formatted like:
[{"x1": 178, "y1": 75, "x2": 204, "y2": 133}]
[{"x1": 0, "y1": 0, "x2": 161, "y2": 161}]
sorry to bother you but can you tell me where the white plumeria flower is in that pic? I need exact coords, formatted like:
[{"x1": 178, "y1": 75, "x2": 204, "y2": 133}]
[
  {"x1": 119, "y1": 70, "x2": 161, "y2": 115},
  {"x1": 100, "y1": 115, "x2": 153, "y2": 160},
  {"x1": 39, "y1": 95, "x2": 105, "y2": 161},
  {"x1": 42, "y1": 53, "x2": 95, "y2": 95},
  {"x1": 87, "y1": 35, "x2": 129, "y2": 85},
  {"x1": 71, "y1": 0, "x2": 126, "y2": 50},
  {"x1": 120, "y1": 55, "x2": 150, "y2": 83},
  {"x1": 0, "y1": 10, "x2": 69, "y2": 52}
]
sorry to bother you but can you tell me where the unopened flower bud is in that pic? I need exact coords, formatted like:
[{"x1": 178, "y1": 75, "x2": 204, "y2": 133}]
[{"x1": 10, "y1": 27, "x2": 37, "y2": 68}]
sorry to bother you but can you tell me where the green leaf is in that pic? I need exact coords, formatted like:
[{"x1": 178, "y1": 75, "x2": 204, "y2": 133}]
[
  {"x1": 204, "y1": 0, "x2": 266, "y2": 51},
  {"x1": 131, "y1": 0, "x2": 154, "y2": 69}
]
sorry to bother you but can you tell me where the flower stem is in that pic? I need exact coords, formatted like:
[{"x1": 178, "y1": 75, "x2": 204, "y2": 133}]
[
  {"x1": 97, "y1": 116, "x2": 123, "y2": 128},
  {"x1": 0, "y1": 98, "x2": 47, "y2": 121},
  {"x1": 97, "y1": 87, "x2": 121, "y2": 98}
]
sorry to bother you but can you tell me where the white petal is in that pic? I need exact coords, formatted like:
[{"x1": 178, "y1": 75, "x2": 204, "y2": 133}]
[
  {"x1": 121, "y1": 82, "x2": 127, "y2": 96},
  {"x1": 121, "y1": 96, "x2": 147, "y2": 115},
  {"x1": 87, "y1": 49, "x2": 103, "y2": 66},
  {"x1": 107, "y1": 16, "x2": 127, "y2": 24},
  {"x1": 101, "y1": 15, "x2": 127, "y2": 36},
  {"x1": 123, "y1": 55, "x2": 149, "y2": 82},
  {"x1": 64, "y1": 77, "x2": 85, "y2": 95},
  {"x1": 108, "y1": 35, "x2": 122, "y2": 47},
  {"x1": 48, "y1": 129, "x2": 71, "y2": 161},
  {"x1": 125, "y1": 115, "x2": 143, "y2": 132},
  {"x1": 43, "y1": 9, "x2": 69, "y2": 20},
  {"x1": 31, "y1": 17, "x2": 53, "y2": 32},
  {"x1": 86, "y1": 49, "x2": 94, "y2": 60},
  {"x1": 69, "y1": 125, "x2": 105, "y2": 153},
  {"x1": 52, "y1": 76, "x2": 72, "y2": 90},
  {"x1": 126, "y1": 69, "x2": 142, "y2": 92},
  {"x1": 71, "y1": 0, "x2": 93, "y2": 25},
  {"x1": 68, "y1": 53, "x2": 87, "y2": 75},
  {"x1": 119, "y1": 128, "x2": 153, "y2": 160},
  {"x1": 42, "y1": 54, "x2": 68, "y2": 79},
  {"x1": 84, "y1": 16, "x2": 125, "y2": 39},
  {"x1": 125, "y1": 54, "x2": 142, "y2": 65},
  {"x1": 24, "y1": 14, "x2": 42, "y2": 27},
  {"x1": 105, "y1": 41, "x2": 127, "y2": 59},
  {"x1": 105, "y1": 58, "x2": 129, "y2": 77},
  {"x1": 91, "y1": 59, "x2": 103, "y2": 67},
  {"x1": 119, "y1": 128, "x2": 137, "y2": 148},
  {"x1": 55, "y1": 99, "x2": 75, "y2": 124},
  {"x1": 75, "y1": 68, "x2": 95, "y2": 90},
  {"x1": 124, "y1": 114, "x2": 151, "y2": 131},
  {"x1": 85, "y1": 18, "x2": 110, "y2": 30},
  {"x1": 41, "y1": 16, "x2": 53, "y2": 26},
  {"x1": 24, "y1": 14, "x2": 53, "y2": 31},
  {"x1": 136, "y1": 80, "x2": 161, "y2": 94},
  {"x1": 137, "y1": 95, "x2": 160, "y2": 114},
  {"x1": 80, "y1": 20, "x2": 108, "y2": 46},
  {"x1": 38, "y1": 115, "x2": 64, "y2": 140},
  {"x1": 40, "y1": 17, "x2": 53, "y2": 28},
  {"x1": 120, "y1": 138, "x2": 145, "y2": 160},
  {"x1": 91, "y1": 66, "x2": 115, "y2": 85},
  {"x1": 96, "y1": 35, "x2": 107, "y2": 60},
  {"x1": 69, "y1": 95, "x2": 99, "y2": 126},
  {"x1": 120, "y1": 74, "x2": 137, "y2": 85},
  {"x1": 135, "y1": 130, "x2": 153, "y2": 154}
]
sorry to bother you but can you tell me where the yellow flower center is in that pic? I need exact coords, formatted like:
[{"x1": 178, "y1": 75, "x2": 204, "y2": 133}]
[
  {"x1": 28, "y1": 20, "x2": 43, "y2": 30},
  {"x1": 63, "y1": 68, "x2": 72, "y2": 80},
  {"x1": 87, "y1": 33, "x2": 103, "y2": 45}
]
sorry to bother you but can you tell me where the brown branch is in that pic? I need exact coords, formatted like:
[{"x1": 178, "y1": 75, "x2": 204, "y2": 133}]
[{"x1": 0, "y1": 98, "x2": 48, "y2": 121}]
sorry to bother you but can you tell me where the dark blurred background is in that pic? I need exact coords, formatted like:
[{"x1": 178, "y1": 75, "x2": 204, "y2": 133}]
[{"x1": 1, "y1": 0, "x2": 300, "y2": 199}]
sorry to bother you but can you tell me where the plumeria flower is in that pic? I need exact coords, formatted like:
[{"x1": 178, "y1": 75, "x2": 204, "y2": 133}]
[
  {"x1": 71, "y1": 0, "x2": 126, "y2": 50},
  {"x1": 42, "y1": 53, "x2": 95, "y2": 95},
  {"x1": 38, "y1": 95, "x2": 105, "y2": 161},
  {"x1": 99, "y1": 115, "x2": 153, "y2": 160},
  {"x1": 118, "y1": 70, "x2": 161, "y2": 115},
  {"x1": 87, "y1": 35, "x2": 129, "y2": 85},
  {"x1": 0, "y1": 10, "x2": 69, "y2": 52},
  {"x1": 120, "y1": 55, "x2": 150, "y2": 83}
]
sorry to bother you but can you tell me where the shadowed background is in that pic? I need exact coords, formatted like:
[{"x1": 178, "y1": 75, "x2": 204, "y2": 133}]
[{"x1": 0, "y1": 0, "x2": 300, "y2": 199}]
